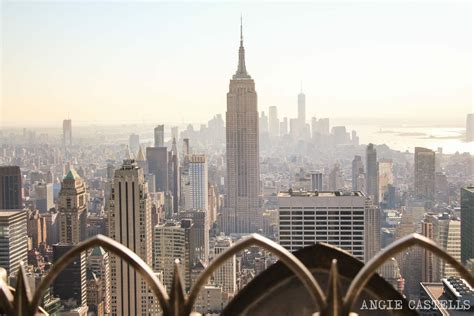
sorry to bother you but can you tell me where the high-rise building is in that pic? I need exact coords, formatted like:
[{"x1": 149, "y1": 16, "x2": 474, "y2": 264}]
[
  {"x1": 280, "y1": 117, "x2": 288, "y2": 136},
  {"x1": 310, "y1": 171, "x2": 323, "y2": 191},
  {"x1": 53, "y1": 169, "x2": 88, "y2": 309},
  {"x1": 214, "y1": 235, "x2": 236, "y2": 295},
  {"x1": 63, "y1": 119, "x2": 72, "y2": 147},
  {"x1": 32, "y1": 182, "x2": 54, "y2": 213},
  {"x1": 153, "y1": 220, "x2": 191, "y2": 291},
  {"x1": 182, "y1": 154, "x2": 208, "y2": 212},
  {"x1": 154, "y1": 125, "x2": 165, "y2": 147},
  {"x1": 168, "y1": 139, "x2": 180, "y2": 214},
  {"x1": 109, "y1": 158, "x2": 153, "y2": 315},
  {"x1": 366, "y1": 143, "x2": 379, "y2": 204},
  {"x1": 0, "y1": 209, "x2": 27, "y2": 276},
  {"x1": 180, "y1": 210, "x2": 210, "y2": 265},
  {"x1": 328, "y1": 163, "x2": 344, "y2": 191},
  {"x1": 298, "y1": 90, "x2": 306, "y2": 124},
  {"x1": 268, "y1": 106, "x2": 279, "y2": 137},
  {"x1": 461, "y1": 187, "x2": 474, "y2": 264},
  {"x1": 58, "y1": 169, "x2": 87, "y2": 244},
  {"x1": 466, "y1": 113, "x2": 474, "y2": 142},
  {"x1": 0, "y1": 166, "x2": 22, "y2": 210},
  {"x1": 223, "y1": 20, "x2": 261, "y2": 234},
  {"x1": 422, "y1": 213, "x2": 461, "y2": 281},
  {"x1": 88, "y1": 246, "x2": 111, "y2": 314},
  {"x1": 52, "y1": 244, "x2": 87, "y2": 308},
  {"x1": 277, "y1": 190, "x2": 380, "y2": 262},
  {"x1": 352, "y1": 156, "x2": 364, "y2": 191},
  {"x1": 378, "y1": 159, "x2": 393, "y2": 203},
  {"x1": 146, "y1": 147, "x2": 168, "y2": 192},
  {"x1": 414, "y1": 147, "x2": 436, "y2": 201},
  {"x1": 129, "y1": 134, "x2": 140, "y2": 157}
]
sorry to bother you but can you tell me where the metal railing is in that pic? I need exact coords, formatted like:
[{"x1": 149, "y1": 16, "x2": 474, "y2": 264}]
[{"x1": 0, "y1": 233, "x2": 473, "y2": 316}]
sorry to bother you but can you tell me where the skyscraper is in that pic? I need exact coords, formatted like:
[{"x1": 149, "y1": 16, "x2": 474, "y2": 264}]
[
  {"x1": 378, "y1": 159, "x2": 393, "y2": 203},
  {"x1": 352, "y1": 155, "x2": 364, "y2": 191},
  {"x1": 366, "y1": 143, "x2": 379, "y2": 204},
  {"x1": 129, "y1": 133, "x2": 140, "y2": 156},
  {"x1": 0, "y1": 166, "x2": 22, "y2": 210},
  {"x1": 182, "y1": 154, "x2": 208, "y2": 212},
  {"x1": 466, "y1": 113, "x2": 474, "y2": 142},
  {"x1": 53, "y1": 169, "x2": 88, "y2": 309},
  {"x1": 310, "y1": 171, "x2": 323, "y2": 191},
  {"x1": 224, "y1": 19, "x2": 261, "y2": 234},
  {"x1": 277, "y1": 190, "x2": 380, "y2": 263},
  {"x1": 268, "y1": 106, "x2": 279, "y2": 137},
  {"x1": 298, "y1": 90, "x2": 306, "y2": 124},
  {"x1": 414, "y1": 147, "x2": 436, "y2": 201},
  {"x1": 146, "y1": 147, "x2": 168, "y2": 192},
  {"x1": 154, "y1": 125, "x2": 164, "y2": 147},
  {"x1": 153, "y1": 220, "x2": 192, "y2": 291},
  {"x1": 461, "y1": 187, "x2": 474, "y2": 264},
  {"x1": 63, "y1": 119, "x2": 72, "y2": 147},
  {"x1": 0, "y1": 209, "x2": 27, "y2": 276},
  {"x1": 88, "y1": 246, "x2": 111, "y2": 314},
  {"x1": 109, "y1": 158, "x2": 153, "y2": 315},
  {"x1": 168, "y1": 138, "x2": 180, "y2": 214},
  {"x1": 58, "y1": 169, "x2": 87, "y2": 244}
]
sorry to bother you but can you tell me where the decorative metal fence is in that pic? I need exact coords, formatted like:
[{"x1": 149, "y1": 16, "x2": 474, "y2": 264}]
[{"x1": 0, "y1": 233, "x2": 472, "y2": 316}]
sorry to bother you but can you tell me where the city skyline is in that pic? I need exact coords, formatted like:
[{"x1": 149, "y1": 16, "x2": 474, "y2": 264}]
[{"x1": 2, "y1": 2, "x2": 473, "y2": 126}]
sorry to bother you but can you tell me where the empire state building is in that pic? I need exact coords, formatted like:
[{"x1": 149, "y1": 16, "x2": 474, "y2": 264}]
[{"x1": 223, "y1": 19, "x2": 261, "y2": 234}]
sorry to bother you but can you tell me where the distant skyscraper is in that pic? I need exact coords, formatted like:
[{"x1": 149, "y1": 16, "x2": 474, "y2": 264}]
[
  {"x1": 268, "y1": 106, "x2": 279, "y2": 137},
  {"x1": 183, "y1": 154, "x2": 208, "y2": 212},
  {"x1": 414, "y1": 147, "x2": 436, "y2": 201},
  {"x1": 366, "y1": 143, "x2": 379, "y2": 204},
  {"x1": 352, "y1": 156, "x2": 364, "y2": 191},
  {"x1": 466, "y1": 113, "x2": 474, "y2": 142},
  {"x1": 378, "y1": 159, "x2": 393, "y2": 203},
  {"x1": 277, "y1": 190, "x2": 380, "y2": 262},
  {"x1": 280, "y1": 117, "x2": 288, "y2": 136},
  {"x1": 63, "y1": 119, "x2": 72, "y2": 147},
  {"x1": 146, "y1": 147, "x2": 168, "y2": 192},
  {"x1": 109, "y1": 158, "x2": 153, "y2": 315},
  {"x1": 32, "y1": 182, "x2": 54, "y2": 213},
  {"x1": 0, "y1": 166, "x2": 22, "y2": 210},
  {"x1": 461, "y1": 187, "x2": 474, "y2": 264},
  {"x1": 129, "y1": 133, "x2": 140, "y2": 156},
  {"x1": 224, "y1": 19, "x2": 261, "y2": 234},
  {"x1": 297, "y1": 90, "x2": 306, "y2": 124},
  {"x1": 154, "y1": 125, "x2": 165, "y2": 147},
  {"x1": 169, "y1": 139, "x2": 180, "y2": 213},
  {"x1": 58, "y1": 169, "x2": 87, "y2": 244},
  {"x1": 310, "y1": 171, "x2": 323, "y2": 191},
  {"x1": 0, "y1": 209, "x2": 27, "y2": 276}
]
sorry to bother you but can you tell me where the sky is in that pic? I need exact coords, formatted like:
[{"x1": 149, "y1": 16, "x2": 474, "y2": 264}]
[{"x1": 1, "y1": 1, "x2": 473, "y2": 127}]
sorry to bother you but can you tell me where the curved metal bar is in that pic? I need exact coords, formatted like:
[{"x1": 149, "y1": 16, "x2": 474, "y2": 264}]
[
  {"x1": 343, "y1": 233, "x2": 474, "y2": 314},
  {"x1": 185, "y1": 233, "x2": 326, "y2": 315},
  {"x1": 0, "y1": 279, "x2": 14, "y2": 314},
  {"x1": 31, "y1": 235, "x2": 170, "y2": 315}
]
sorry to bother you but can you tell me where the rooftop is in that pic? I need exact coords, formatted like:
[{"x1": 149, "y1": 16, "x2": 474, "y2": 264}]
[{"x1": 277, "y1": 190, "x2": 366, "y2": 198}]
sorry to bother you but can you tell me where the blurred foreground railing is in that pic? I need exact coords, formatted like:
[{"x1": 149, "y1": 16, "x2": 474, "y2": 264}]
[{"x1": 0, "y1": 233, "x2": 473, "y2": 316}]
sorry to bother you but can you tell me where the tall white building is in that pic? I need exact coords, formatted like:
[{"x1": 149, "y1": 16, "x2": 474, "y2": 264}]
[
  {"x1": 213, "y1": 235, "x2": 236, "y2": 295},
  {"x1": 183, "y1": 154, "x2": 208, "y2": 212},
  {"x1": 109, "y1": 158, "x2": 153, "y2": 316},
  {"x1": 88, "y1": 246, "x2": 111, "y2": 314},
  {"x1": 0, "y1": 209, "x2": 27, "y2": 276},
  {"x1": 277, "y1": 191, "x2": 380, "y2": 262}
]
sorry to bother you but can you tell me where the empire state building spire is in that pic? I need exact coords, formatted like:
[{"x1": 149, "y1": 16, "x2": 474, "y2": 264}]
[{"x1": 233, "y1": 16, "x2": 251, "y2": 79}]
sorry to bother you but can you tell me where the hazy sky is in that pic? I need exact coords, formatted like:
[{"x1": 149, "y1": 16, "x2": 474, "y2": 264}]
[{"x1": 1, "y1": 1, "x2": 473, "y2": 127}]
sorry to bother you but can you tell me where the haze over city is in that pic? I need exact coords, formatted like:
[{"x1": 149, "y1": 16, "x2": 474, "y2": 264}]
[{"x1": 2, "y1": 1, "x2": 473, "y2": 126}]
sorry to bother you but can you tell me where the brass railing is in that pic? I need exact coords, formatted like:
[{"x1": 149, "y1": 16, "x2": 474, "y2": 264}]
[{"x1": 0, "y1": 233, "x2": 473, "y2": 316}]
